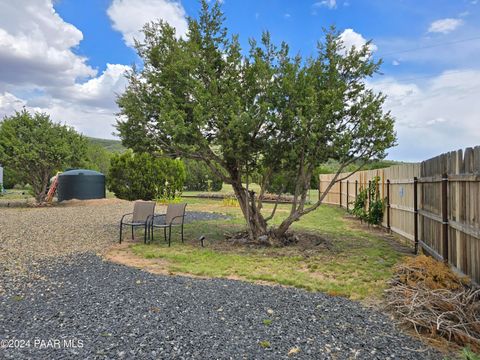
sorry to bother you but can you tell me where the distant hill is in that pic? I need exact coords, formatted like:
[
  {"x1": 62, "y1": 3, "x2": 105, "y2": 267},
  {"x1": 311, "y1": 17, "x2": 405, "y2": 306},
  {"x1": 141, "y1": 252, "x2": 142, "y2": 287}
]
[{"x1": 87, "y1": 137, "x2": 126, "y2": 153}]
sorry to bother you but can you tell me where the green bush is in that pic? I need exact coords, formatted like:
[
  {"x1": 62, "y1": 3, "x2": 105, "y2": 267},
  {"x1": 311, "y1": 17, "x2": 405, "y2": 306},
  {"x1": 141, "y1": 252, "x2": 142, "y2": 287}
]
[
  {"x1": 108, "y1": 151, "x2": 186, "y2": 201},
  {"x1": 267, "y1": 170, "x2": 297, "y2": 194},
  {"x1": 350, "y1": 176, "x2": 384, "y2": 225},
  {"x1": 183, "y1": 159, "x2": 222, "y2": 192},
  {"x1": 2, "y1": 167, "x2": 21, "y2": 189}
]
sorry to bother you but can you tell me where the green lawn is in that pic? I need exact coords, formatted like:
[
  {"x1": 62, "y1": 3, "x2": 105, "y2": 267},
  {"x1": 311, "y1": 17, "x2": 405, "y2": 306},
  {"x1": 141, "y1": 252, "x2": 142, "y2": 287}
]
[
  {"x1": 131, "y1": 198, "x2": 406, "y2": 300},
  {"x1": 0, "y1": 189, "x2": 32, "y2": 200}
]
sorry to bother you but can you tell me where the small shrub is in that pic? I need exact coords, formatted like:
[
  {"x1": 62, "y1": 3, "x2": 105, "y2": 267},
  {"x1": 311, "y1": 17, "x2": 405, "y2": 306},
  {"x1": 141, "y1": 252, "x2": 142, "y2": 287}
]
[
  {"x1": 259, "y1": 340, "x2": 271, "y2": 348},
  {"x1": 262, "y1": 319, "x2": 272, "y2": 326},
  {"x1": 350, "y1": 176, "x2": 384, "y2": 225},
  {"x1": 222, "y1": 196, "x2": 239, "y2": 207},
  {"x1": 157, "y1": 195, "x2": 183, "y2": 205}
]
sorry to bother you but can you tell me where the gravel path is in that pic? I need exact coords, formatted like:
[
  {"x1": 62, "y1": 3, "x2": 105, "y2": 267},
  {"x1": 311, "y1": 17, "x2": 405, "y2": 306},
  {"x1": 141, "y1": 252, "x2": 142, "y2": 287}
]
[
  {"x1": 1, "y1": 254, "x2": 440, "y2": 360},
  {"x1": 0, "y1": 199, "x2": 228, "y2": 294},
  {"x1": 1, "y1": 200, "x2": 441, "y2": 359}
]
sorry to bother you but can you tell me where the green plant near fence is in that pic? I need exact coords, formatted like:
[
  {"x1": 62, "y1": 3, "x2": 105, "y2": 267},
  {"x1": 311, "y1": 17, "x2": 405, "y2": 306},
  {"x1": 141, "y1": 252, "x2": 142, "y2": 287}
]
[{"x1": 350, "y1": 176, "x2": 384, "y2": 225}]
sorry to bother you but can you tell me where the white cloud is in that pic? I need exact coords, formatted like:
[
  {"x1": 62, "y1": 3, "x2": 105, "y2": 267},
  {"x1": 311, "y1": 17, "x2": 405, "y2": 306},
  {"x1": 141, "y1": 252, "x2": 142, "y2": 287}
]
[
  {"x1": 313, "y1": 0, "x2": 337, "y2": 9},
  {"x1": 370, "y1": 70, "x2": 480, "y2": 161},
  {"x1": 0, "y1": 92, "x2": 26, "y2": 116},
  {"x1": 0, "y1": 0, "x2": 96, "y2": 89},
  {"x1": 392, "y1": 60, "x2": 400, "y2": 66},
  {"x1": 428, "y1": 18, "x2": 463, "y2": 34},
  {"x1": 0, "y1": 1, "x2": 130, "y2": 139},
  {"x1": 339, "y1": 29, "x2": 377, "y2": 54},
  {"x1": 107, "y1": 0, "x2": 188, "y2": 47},
  {"x1": 60, "y1": 64, "x2": 130, "y2": 109}
]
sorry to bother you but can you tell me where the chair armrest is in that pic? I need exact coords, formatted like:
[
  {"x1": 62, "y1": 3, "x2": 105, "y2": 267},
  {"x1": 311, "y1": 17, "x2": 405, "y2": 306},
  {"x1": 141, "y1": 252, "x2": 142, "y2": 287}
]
[
  {"x1": 168, "y1": 214, "x2": 185, "y2": 225},
  {"x1": 120, "y1": 212, "x2": 133, "y2": 223}
]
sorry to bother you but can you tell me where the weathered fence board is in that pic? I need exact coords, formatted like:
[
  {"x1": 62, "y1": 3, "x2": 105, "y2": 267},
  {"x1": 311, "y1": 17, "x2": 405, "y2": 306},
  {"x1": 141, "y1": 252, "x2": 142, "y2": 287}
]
[{"x1": 319, "y1": 146, "x2": 480, "y2": 283}]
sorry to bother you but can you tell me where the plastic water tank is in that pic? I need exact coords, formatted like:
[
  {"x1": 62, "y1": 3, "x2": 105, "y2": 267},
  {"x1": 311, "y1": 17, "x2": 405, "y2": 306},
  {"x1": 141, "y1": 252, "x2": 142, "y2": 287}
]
[{"x1": 57, "y1": 169, "x2": 106, "y2": 201}]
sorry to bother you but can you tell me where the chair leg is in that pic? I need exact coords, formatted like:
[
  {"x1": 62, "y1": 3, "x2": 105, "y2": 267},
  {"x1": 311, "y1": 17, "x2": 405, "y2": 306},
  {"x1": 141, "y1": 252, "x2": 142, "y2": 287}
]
[
  {"x1": 131, "y1": 225, "x2": 134, "y2": 240},
  {"x1": 144, "y1": 224, "x2": 147, "y2": 244},
  {"x1": 181, "y1": 224, "x2": 184, "y2": 243},
  {"x1": 164, "y1": 227, "x2": 167, "y2": 243},
  {"x1": 168, "y1": 226, "x2": 172, "y2": 247},
  {"x1": 119, "y1": 222, "x2": 123, "y2": 244}
]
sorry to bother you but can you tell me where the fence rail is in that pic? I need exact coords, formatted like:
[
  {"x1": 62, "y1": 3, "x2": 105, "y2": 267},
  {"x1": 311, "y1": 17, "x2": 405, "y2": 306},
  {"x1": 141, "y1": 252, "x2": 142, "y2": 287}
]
[{"x1": 319, "y1": 146, "x2": 480, "y2": 283}]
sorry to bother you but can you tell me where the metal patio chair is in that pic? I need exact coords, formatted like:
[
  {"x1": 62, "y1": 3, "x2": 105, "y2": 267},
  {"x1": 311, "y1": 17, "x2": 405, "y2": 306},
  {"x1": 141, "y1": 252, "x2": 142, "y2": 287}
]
[
  {"x1": 149, "y1": 203, "x2": 187, "y2": 246},
  {"x1": 119, "y1": 200, "x2": 156, "y2": 244}
]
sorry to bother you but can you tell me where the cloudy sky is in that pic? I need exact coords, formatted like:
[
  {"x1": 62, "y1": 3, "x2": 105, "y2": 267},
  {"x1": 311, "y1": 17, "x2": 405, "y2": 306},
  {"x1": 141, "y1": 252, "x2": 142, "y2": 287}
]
[{"x1": 0, "y1": 0, "x2": 479, "y2": 161}]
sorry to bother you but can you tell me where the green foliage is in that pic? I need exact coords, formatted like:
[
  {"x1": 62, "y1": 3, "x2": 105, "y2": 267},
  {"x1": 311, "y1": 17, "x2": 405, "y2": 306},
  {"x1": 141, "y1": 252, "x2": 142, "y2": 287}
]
[
  {"x1": 83, "y1": 142, "x2": 112, "y2": 175},
  {"x1": 1, "y1": 167, "x2": 21, "y2": 189},
  {"x1": 0, "y1": 110, "x2": 87, "y2": 202},
  {"x1": 259, "y1": 341, "x2": 271, "y2": 349},
  {"x1": 183, "y1": 159, "x2": 222, "y2": 191},
  {"x1": 267, "y1": 170, "x2": 296, "y2": 194},
  {"x1": 351, "y1": 187, "x2": 368, "y2": 220},
  {"x1": 312, "y1": 159, "x2": 403, "y2": 190},
  {"x1": 115, "y1": 1, "x2": 396, "y2": 238},
  {"x1": 461, "y1": 347, "x2": 480, "y2": 360},
  {"x1": 350, "y1": 176, "x2": 384, "y2": 225},
  {"x1": 108, "y1": 150, "x2": 185, "y2": 201}
]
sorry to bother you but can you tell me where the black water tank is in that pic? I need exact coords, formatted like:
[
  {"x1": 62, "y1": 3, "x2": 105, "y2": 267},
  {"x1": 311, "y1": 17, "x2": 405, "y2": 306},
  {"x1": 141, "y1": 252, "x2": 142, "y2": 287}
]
[{"x1": 57, "y1": 169, "x2": 106, "y2": 201}]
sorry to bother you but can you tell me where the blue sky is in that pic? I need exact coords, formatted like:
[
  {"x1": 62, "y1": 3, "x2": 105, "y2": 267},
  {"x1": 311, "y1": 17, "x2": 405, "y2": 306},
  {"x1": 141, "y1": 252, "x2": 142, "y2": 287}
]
[{"x1": 0, "y1": 0, "x2": 479, "y2": 161}]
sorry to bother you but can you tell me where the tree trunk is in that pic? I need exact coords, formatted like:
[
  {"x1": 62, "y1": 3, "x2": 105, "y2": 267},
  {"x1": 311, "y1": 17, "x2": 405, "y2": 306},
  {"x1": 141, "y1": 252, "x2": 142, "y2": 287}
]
[
  {"x1": 32, "y1": 171, "x2": 49, "y2": 204},
  {"x1": 231, "y1": 180, "x2": 268, "y2": 242}
]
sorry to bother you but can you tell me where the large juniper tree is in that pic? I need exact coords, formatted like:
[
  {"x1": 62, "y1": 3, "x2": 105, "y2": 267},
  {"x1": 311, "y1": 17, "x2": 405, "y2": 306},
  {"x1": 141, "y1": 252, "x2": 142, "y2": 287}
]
[
  {"x1": 0, "y1": 110, "x2": 87, "y2": 203},
  {"x1": 116, "y1": 1, "x2": 396, "y2": 244}
]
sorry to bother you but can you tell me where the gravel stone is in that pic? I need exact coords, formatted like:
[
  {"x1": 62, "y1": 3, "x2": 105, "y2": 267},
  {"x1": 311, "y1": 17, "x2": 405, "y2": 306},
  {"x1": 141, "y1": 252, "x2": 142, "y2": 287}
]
[
  {"x1": 1, "y1": 254, "x2": 441, "y2": 359},
  {"x1": 0, "y1": 199, "x2": 228, "y2": 294},
  {"x1": 1, "y1": 200, "x2": 441, "y2": 359}
]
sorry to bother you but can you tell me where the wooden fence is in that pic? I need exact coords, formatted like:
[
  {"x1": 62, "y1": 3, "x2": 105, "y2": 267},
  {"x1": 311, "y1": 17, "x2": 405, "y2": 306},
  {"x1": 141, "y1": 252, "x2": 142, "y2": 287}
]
[{"x1": 319, "y1": 146, "x2": 480, "y2": 283}]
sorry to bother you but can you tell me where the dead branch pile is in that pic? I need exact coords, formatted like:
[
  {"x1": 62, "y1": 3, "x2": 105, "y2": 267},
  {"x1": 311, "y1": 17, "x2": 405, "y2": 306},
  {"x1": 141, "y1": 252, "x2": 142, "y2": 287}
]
[{"x1": 385, "y1": 255, "x2": 480, "y2": 351}]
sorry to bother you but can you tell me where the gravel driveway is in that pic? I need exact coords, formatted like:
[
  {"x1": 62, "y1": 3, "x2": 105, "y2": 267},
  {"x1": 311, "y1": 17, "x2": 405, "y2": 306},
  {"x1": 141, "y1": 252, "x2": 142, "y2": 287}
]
[
  {"x1": 1, "y1": 253, "x2": 440, "y2": 360},
  {"x1": 0, "y1": 199, "x2": 227, "y2": 293},
  {"x1": 1, "y1": 200, "x2": 441, "y2": 359}
]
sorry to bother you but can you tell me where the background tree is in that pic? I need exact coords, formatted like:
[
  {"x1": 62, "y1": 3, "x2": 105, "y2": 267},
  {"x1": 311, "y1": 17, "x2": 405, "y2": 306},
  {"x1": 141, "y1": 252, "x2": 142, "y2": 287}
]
[
  {"x1": 0, "y1": 110, "x2": 87, "y2": 203},
  {"x1": 84, "y1": 142, "x2": 113, "y2": 175},
  {"x1": 183, "y1": 158, "x2": 223, "y2": 192},
  {"x1": 108, "y1": 150, "x2": 185, "y2": 201},
  {"x1": 116, "y1": 1, "x2": 396, "y2": 244}
]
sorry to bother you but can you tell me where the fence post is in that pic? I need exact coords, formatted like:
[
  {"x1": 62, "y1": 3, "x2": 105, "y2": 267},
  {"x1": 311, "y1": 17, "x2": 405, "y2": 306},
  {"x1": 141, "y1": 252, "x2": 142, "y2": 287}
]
[
  {"x1": 355, "y1": 180, "x2": 358, "y2": 199},
  {"x1": 413, "y1": 177, "x2": 419, "y2": 254},
  {"x1": 368, "y1": 180, "x2": 372, "y2": 208},
  {"x1": 346, "y1": 180, "x2": 349, "y2": 211},
  {"x1": 441, "y1": 173, "x2": 449, "y2": 263},
  {"x1": 339, "y1": 181, "x2": 342, "y2": 208},
  {"x1": 386, "y1": 179, "x2": 391, "y2": 233}
]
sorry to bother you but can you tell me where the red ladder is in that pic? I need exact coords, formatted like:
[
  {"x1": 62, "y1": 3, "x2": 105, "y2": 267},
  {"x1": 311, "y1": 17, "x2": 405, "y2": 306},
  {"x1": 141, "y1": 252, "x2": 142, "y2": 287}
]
[{"x1": 46, "y1": 173, "x2": 60, "y2": 202}]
